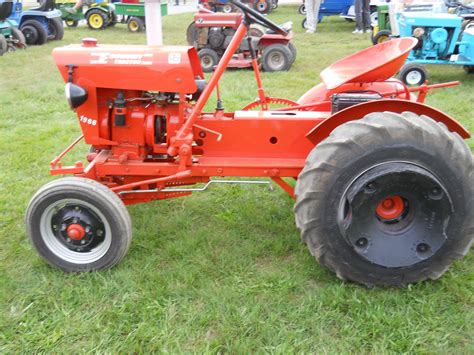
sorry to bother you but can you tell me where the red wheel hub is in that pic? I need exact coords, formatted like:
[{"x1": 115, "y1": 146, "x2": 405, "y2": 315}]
[
  {"x1": 376, "y1": 195, "x2": 405, "y2": 220},
  {"x1": 66, "y1": 224, "x2": 86, "y2": 240}
]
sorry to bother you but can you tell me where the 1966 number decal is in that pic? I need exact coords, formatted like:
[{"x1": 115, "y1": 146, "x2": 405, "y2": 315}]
[{"x1": 79, "y1": 115, "x2": 97, "y2": 126}]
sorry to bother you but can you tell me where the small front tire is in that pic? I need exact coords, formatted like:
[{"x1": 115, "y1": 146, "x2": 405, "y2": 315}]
[
  {"x1": 26, "y1": 178, "x2": 132, "y2": 272},
  {"x1": 198, "y1": 48, "x2": 219, "y2": 73},
  {"x1": 398, "y1": 62, "x2": 428, "y2": 86},
  {"x1": 127, "y1": 16, "x2": 145, "y2": 32},
  {"x1": 20, "y1": 19, "x2": 48, "y2": 45}
]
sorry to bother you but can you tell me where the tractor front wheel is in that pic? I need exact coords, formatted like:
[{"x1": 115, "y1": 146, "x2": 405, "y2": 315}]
[
  {"x1": 372, "y1": 29, "x2": 391, "y2": 45},
  {"x1": 398, "y1": 62, "x2": 428, "y2": 86},
  {"x1": 127, "y1": 16, "x2": 145, "y2": 32},
  {"x1": 0, "y1": 34, "x2": 7, "y2": 55},
  {"x1": 11, "y1": 27, "x2": 26, "y2": 49},
  {"x1": 26, "y1": 178, "x2": 132, "y2": 272},
  {"x1": 261, "y1": 43, "x2": 293, "y2": 72},
  {"x1": 20, "y1": 19, "x2": 48, "y2": 45},
  {"x1": 65, "y1": 19, "x2": 78, "y2": 27},
  {"x1": 199, "y1": 48, "x2": 219, "y2": 73},
  {"x1": 294, "y1": 112, "x2": 474, "y2": 286},
  {"x1": 48, "y1": 17, "x2": 64, "y2": 40},
  {"x1": 86, "y1": 9, "x2": 108, "y2": 30}
]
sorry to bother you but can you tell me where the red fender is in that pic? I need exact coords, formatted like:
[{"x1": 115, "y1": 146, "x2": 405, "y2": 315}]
[{"x1": 306, "y1": 99, "x2": 470, "y2": 146}]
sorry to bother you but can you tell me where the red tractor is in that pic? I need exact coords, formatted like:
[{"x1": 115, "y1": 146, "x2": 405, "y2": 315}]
[
  {"x1": 26, "y1": 1, "x2": 473, "y2": 286},
  {"x1": 187, "y1": 9, "x2": 295, "y2": 72}
]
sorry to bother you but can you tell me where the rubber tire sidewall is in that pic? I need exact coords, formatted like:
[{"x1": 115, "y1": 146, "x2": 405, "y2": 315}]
[
  {"x1": 11, "y1": 27, "x2": 26, "y2": 49},
  {"x1": 26, "y1": 178, "x2": 132, "y2": 272},
  {"x1": 399, "y1": 63, "x2": 427, "y2": 86},
  {"x1": 295, "y1": 112, "x2": 473, "y2": 286}
]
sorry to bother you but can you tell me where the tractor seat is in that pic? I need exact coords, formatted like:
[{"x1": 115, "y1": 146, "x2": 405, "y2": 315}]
[
  {"x1": 30, "y1": 0, "x2": 56, "y2": 11},
  {"x1": 0, "y1": 1, "x2": 13, "y2": 21},
  {"x1": 265, "y1": 21, "x2": 293, "y2": 35}
]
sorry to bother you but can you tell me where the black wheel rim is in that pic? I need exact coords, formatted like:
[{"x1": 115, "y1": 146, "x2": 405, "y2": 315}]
[
  {"x1": 50, "y1": 202, "x2": 106, "y2": 253},
  {"x1": 23, "y1": 26, "x2": 38, "y2": 44},
  {"x1": 337, "y1": 162, "x2": 453, "y2": 268}
]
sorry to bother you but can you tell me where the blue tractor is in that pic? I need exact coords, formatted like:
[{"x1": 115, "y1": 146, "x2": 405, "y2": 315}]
[
  {"x1": 396, "y1": 4, "x2": 474, "y2": 85},
  {"x1": 0, "y1": 0, "x2": 26, "y2": 54},
  {"x1": 8, "y1": 0, "x2": 63, "y2": 45}
]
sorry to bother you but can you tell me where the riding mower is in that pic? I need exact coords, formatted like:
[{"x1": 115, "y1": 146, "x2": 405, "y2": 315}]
[
  {"x1": 199, "y1": 0, "x2": 275, "y2": 14},
  {"x1": 187, "y1": 9, "x2": 296, "y2": 72},
  {"x1": 56, "y1": 0, "x2": 116, "y2": 29},
  {"x1": 0, "y1": 0, "x2": 26, "y2": 54},
  {"x1": 8, "y1": 0, "x2": 63, "y2": 45},
  {"x1": 26, "y1": 0, "x2": 474, "y2": 287},
  {"x1": 393, "y1": 2, "x2": 474, "y2": 85}
]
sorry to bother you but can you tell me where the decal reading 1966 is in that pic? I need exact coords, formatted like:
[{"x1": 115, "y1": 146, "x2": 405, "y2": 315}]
[
  {"x1": 79, "y1": 115, "x2": 97, "y2": 126},
  {"x1": 90, "y1": 53, "x2": 153, "y2": 65}
]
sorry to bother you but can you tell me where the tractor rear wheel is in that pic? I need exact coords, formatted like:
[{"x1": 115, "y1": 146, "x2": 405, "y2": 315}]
[
  {"x1": 11, "y1": 27, "x2": 26, "y2": 49},
  {"x1": 21, "y1": 19, "x2": 48, "y2": 45},
  {"x1": 261, "y1": 43, "x2": 293, "y2": 72},
  {"x1": 127, "y1": 16, "x2": 145, "y2": 32},
  {"x1": 86, "y1": 9, "x2": 108, "y2": 30},
  {"x1": 0, "y1": 34, "x2": 7, "y2": 56},
  {"x1": 399, "y1": 62, "x2": 427, "y2": 86},
  {"x1": 186, "y1": 22, "x2": 198, "y2": 45},
  {"x1": 294, "y1": 112, "x2": 474, "y2": 286},
  {"x1": 463, "y1": 65, "x2": 474, "y2": 74},
  {"x1": 65, "y1": 19, "x2": 78, "y2": 27},
  {"x1": 199, "y1": 48, "x2": 219, "y2": 73},
  {"x1": 48, "y1": 17, "x2": 64, "y2": 40},
  {"x1": 253, "y1": 0, "x2": 272, "y2": 14},
  {"x1": 298, "y1": 4, "x2": 306, "y2": 15},
  {"x1": 372, "y1": 29, "x2": 391, "y2": 45},
  {"x1": 26, "y1": 178, "x2": 132, "y2": 272}
]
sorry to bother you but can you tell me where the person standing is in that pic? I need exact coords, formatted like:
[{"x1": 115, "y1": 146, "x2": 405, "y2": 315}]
[
  {"x1": 353, "y1": 0, "x2": 371, "y2": 34},
  {"x1": 305, "y1": 0, "x2": 322, "y2": 34}
]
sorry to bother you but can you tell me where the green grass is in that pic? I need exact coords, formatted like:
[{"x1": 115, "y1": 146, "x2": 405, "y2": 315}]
[{"x1": 1, "y1": 6, "x2": 473, "y2": 352}]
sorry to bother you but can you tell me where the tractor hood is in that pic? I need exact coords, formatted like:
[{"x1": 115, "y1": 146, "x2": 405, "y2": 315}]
[{"x1": 53, "y1": 39, "x2": 204, "y2": 94}]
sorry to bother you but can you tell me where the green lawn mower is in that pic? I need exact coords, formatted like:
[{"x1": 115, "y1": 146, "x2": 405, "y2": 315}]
[
  {"x1": 0, "y1": 0, "x2": 26, "y2": 55},
  {"x1": 56, "y1": 0, "x2": 116, "y2": 29}
]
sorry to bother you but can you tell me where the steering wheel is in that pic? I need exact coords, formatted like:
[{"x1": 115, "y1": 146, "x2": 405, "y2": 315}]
[{"x1": 229, "y1": 0, "x2": 288, "y2": 36}]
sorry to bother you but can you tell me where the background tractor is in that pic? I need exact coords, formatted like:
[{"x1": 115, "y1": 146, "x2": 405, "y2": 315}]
[
  {"x1": 56, "y1": 0, "x2": 116, "y2": 29},
  {"x1": 26, "y1": 0, "x2": 473, "y2": 287},
  {"x1": 0, "y1": 0, "x2": 26, "y2": 54},
  {"x1": 8, "y1": 0, "x2": 63, "y2": 45},
  {"x1": 187, "y1": 9, "x2": 296, "y2": 72}
]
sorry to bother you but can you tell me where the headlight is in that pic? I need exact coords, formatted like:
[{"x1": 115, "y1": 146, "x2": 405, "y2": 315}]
[{"x1": 65, "y1": 83, "x2": 88, "y2": 109}]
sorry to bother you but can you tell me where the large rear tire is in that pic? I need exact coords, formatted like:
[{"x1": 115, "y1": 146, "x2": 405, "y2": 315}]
[
  {"x1": 26, "y1": 178, "x2": 132, "y2": 272},
  {"x1": 294, "y1": 112, "x2": 474, "y2": 286},
  {"x1": 48, "y1": 17, "x2": 64, "y2": 40}
]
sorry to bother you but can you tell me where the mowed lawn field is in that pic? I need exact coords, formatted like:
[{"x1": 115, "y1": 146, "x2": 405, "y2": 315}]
[{"x1": 1, "y1": 6, "x2": 473, "y2": 352}]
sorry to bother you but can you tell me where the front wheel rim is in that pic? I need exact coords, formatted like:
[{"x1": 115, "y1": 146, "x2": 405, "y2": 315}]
[
  {"x1": 406, "y1": 70, "x2": 423, "y2": 85},
  {"x1": 89, "y1": 14, "x2": 104, "y2": 29},
  {"x1": 40, "y1": 198, "x2": 112, "y2": 264},
  {"x1": 337, "y1": 162, "x2": 453, "y2": 268},
  {"x1": 268, "y1": 51, "x2": 284, "y2": 70},
  {"x1": 129, "y1": 20, "x2": 138, "y2": 31}
]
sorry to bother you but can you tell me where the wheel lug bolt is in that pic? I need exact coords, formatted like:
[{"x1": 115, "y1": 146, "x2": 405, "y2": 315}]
[
  {"x1": 356, "y1": 237, "x2": 368, "y2": 247},
  {"x1": 80, "y1": 240, "x2": 86, "y2": 244},
  {"x1": 417, "y1": 243, "x2": 429, "y2": 253},
  {"x1": 60, "y1": 224, "x2": 67, "y2": 231},
  {"x1": 66, "y1": 238, "x2": 71, "y2": 243},
  {"x1": 85, "y1": 226, "x2": 91, "y2": 233},
  {"x1": 96, "y1": 229, "x2": 103, "y2": 236},
  {"x1": 72, "y1": 218, "x2": 78, "y2": 224}
]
